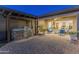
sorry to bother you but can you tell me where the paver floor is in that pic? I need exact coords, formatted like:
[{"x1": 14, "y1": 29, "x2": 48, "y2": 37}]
[{"x1": 0, "y1": 34, "x2": 79, "y2": 54}]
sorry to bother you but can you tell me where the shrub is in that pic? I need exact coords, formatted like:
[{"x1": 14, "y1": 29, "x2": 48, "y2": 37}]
[{"x1": 69, "y1": 32, "x2": 77, "y2": 35}]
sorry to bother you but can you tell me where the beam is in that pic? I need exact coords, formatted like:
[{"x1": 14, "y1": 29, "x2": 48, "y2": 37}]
[{"x1": 9, "y1": 15, "x2": 35, "y2": 20}]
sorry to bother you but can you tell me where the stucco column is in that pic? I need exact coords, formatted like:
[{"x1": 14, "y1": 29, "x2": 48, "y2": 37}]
[
  {"x1": 35, "y1": 19, "x2": 38, "y2": 35},
  {"x1": 6, "y1": 17, "x2": 11, "y2": 42},
  {"x1": 6, "y1": 12, "x2": 12, "y2": 42},
  {"x1": 77, "y1": 14, "x2": 79, "y2": 40}
]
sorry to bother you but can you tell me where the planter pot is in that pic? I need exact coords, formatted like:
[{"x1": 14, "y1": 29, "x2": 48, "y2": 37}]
[{"x1": 38, "y1": 32, "x2": 45, "y2": 35}]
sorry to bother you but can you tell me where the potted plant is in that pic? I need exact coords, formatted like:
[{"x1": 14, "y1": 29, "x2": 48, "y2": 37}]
[{"x1": 69, "y1": 31, "x2": 77, "y2": 41}]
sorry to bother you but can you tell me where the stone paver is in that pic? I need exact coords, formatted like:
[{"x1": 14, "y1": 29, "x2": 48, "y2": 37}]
[{"x1": 0, "y1": 35, "x2": 79, "y2": 54}]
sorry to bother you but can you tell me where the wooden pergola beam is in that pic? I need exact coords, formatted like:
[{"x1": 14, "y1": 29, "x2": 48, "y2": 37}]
[{"x1": 9, "y1": 15, "x2": 35, "y2": 20}]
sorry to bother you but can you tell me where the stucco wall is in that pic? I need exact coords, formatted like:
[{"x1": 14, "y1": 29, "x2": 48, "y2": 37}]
[
  {"x1": 9, "y1": 19, "x2": 27, "y2": 29},
  {"x1": 38, "y1": 20, "x2": 48, "y2": 29},
  {"x1": 0, "y1": 15, "x2": 6, "y2": 42},
  {"x1": 55, "y1": 16, "x2": 77, "y2": 32},
  {"x1": 38, "y1": 16, "x2": 77, "y2": 33},
  {"x1": 9, "y1": 19, "x2": 35, "y2": 33},
  {"x1": 0, "y1": 15, "x2": 6, "y2": 31}
]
